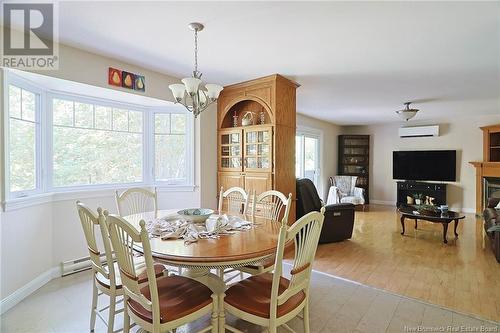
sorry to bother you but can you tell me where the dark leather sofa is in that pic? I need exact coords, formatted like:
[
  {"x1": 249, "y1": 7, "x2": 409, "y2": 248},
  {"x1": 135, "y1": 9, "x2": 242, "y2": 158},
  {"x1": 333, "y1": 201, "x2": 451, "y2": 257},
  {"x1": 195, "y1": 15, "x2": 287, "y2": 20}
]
[
  {"x1": 296, "y1": 178, "x2": 355, "y2": 243},
  {"x1": 484, "y1": 197, "x2": 500, "y2": 263}
]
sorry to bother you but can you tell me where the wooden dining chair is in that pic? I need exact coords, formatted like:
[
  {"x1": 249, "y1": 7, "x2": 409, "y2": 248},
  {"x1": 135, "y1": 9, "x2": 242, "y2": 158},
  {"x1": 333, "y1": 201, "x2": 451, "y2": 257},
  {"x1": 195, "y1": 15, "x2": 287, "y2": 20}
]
[
  {"x1": 76, "y1": 201, "x2": 165, "y2": 333},
  {"x1": 115, "y1": 187, "x2": 158, "y2": 218},
  {"x1": 217, "y1": 187, "x2": 253, "y2": 281},
  {"x1": 252, "y1": 190, "x2": 292, "y2": 224},
  {"x1": 237, "y1": 190, "x2": 293, "y2": 277},
  {"x1": 218, "y1": 186, "x2": 251, "y2": 215},
  {"x1": 224, "y1": 207, "x2": 325, "y2": 333},
  {"x1": 105, "y1": 211, "x2": 217, "y2": 333}
]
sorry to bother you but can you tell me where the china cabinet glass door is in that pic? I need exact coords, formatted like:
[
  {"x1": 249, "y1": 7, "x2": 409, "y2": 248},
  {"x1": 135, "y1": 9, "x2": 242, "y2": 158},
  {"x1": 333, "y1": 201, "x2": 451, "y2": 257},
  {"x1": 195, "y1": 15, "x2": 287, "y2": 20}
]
[
  {"x1": 219, "y1": 129, "x2": 242, "y2": 171},
  {"x1": 244, "y1": 126, "x2": 272, "y2": 172}
]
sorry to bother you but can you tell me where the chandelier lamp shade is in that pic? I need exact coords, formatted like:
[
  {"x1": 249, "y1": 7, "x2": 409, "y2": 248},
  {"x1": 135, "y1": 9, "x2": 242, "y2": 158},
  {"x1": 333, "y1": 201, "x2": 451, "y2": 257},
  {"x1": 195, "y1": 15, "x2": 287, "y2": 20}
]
[
  {"x1": 169, "y1": 22, "x2": 223, "y2": 118},
  {"x1": 396, "y1": 102, "x2": 419, "y2": 121}
]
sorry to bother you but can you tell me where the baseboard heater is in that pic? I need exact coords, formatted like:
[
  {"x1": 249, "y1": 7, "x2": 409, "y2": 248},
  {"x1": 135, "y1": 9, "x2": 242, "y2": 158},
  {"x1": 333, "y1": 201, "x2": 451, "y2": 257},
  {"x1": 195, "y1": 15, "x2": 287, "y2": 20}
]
[{"x1": 61, "y1": 253, "x2": 109, "y2": 277}]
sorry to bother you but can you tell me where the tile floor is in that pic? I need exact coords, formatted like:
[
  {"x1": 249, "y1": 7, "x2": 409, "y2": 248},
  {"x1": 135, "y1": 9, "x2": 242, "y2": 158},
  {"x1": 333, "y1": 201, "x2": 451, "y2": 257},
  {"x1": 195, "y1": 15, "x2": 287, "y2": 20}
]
[
  {"x1": 1, "y1": 265, "x2": 498, "y2": 333},
  {"x1": 311, "y1": 205, "x2": 500, "y2": 321}
]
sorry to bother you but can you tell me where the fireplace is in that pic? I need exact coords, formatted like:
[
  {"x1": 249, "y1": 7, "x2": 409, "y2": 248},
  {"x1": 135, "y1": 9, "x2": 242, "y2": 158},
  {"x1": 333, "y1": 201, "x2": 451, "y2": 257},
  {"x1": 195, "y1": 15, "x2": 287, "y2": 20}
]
[
  {"x1": 485, "y1": 177, "x2": 500, "y2": 203},
  {"x1": 470, "y1": 124, "x2": 500, "y2": 213},
  {"x1": 470, "y1": 161, "x2": 500, "y2": 214}
]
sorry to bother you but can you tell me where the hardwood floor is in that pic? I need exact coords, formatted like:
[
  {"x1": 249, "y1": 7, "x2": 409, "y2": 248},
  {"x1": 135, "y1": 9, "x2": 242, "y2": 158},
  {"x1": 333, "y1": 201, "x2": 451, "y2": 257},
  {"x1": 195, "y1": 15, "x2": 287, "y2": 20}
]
[{"x1": 310, "y1": 205, "x2": 500, "y2": 322}]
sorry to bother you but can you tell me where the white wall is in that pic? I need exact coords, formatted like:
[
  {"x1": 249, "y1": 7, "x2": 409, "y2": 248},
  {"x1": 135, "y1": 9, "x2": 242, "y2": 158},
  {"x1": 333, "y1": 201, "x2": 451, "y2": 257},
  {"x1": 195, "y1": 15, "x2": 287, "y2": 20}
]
[
  {"x1": 297, "y1": 113, "x2": 341, "y2": 200},
  {"x1": 198, "y1": 104, "x2": 218, "y2": 209},
  {"x1": 1, "y1": 204, "x2": 53, "y2": 299},
  {"x1": 342, "y1": 115, "x2": 500, "y2": 211},
  {"x1": 0, "y1": 41, "x2": 218, "y2": 301}
]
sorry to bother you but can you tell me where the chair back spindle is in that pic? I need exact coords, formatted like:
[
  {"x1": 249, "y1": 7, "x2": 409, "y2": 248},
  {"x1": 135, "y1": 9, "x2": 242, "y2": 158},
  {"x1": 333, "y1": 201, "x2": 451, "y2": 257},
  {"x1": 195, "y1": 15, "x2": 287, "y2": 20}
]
[
  {"x1": 218, "y1": 186, "x2": 250, "y2": 215},
  {"x1": 252, "y1": 190, "x2": 292, "y2": 224},
  {"x1": 115, "y1": 187, "x2": 158, "y2": 218}
]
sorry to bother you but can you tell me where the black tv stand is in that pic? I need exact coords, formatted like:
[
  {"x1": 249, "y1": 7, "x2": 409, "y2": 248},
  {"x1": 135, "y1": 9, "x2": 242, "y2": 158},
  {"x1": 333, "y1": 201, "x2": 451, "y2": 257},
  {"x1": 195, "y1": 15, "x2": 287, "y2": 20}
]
[{"x1": 396, "y1": 181, "x2": 447, "y2": 207}]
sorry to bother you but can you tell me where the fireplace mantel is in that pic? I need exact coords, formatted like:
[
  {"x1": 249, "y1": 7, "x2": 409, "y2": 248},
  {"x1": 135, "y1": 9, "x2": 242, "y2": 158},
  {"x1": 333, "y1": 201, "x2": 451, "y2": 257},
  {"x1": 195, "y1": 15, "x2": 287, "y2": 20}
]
[{"x1": 469, "y1": 161, "x2": 500, "y2": 214}]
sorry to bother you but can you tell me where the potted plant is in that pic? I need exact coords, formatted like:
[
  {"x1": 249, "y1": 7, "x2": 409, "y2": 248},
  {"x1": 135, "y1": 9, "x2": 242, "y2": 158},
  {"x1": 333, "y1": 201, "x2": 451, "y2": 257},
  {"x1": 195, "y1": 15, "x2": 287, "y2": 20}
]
[{"x1": 414, "y1": 193, "x2": 423, "y2": 205}]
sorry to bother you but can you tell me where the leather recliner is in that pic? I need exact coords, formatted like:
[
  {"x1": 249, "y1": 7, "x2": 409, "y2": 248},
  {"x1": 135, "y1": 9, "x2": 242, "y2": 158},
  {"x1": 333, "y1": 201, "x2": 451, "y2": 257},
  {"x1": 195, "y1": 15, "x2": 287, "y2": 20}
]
[
  {"x1": 484, "y1": 197, "x2": 500, "y2": 263},
  {"x1": 296, "y1": 178, "x2": 355, "y2": 243}
]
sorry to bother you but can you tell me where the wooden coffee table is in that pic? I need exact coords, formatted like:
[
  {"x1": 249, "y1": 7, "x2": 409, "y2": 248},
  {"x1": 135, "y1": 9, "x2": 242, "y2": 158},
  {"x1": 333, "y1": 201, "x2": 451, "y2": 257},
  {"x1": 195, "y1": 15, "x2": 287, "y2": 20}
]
[{"x1": 398, "y1": 206, "x2": 465, "y2": 244}]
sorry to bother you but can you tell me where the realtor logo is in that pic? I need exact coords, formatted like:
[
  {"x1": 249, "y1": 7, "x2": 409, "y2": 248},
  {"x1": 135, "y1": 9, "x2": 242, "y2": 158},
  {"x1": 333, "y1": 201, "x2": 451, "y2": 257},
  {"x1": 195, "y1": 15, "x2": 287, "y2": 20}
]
[{"x1": 2, "y1": 2, "x2": 59, "y2": 69}]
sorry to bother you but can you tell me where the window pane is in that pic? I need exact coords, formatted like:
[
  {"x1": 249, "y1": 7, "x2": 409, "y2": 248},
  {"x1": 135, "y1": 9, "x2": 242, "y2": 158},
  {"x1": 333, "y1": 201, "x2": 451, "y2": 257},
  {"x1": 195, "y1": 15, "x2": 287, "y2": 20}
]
[
  {"x1": 113, "y1": 108, "x2": 128, "y2": 131},
  {"x1": 9, "y1": 85, "x2": 21, "y2": 118},
  {"x1": 155, "y1": 134, "x2": 186, "y2": 181},
  {"x1": 22, "y1": 89, "x2": 36, "y2": 121},
  {"x1": 171, "y1": 114, "x2": 186, "y2": 134},
  {"x1": 95, "y1": 106, "x2": 112, "y2": 130},
  {"x1": 9, "y1": 118, "x2": 36, "y2": 192},
  {"x1": 74, "y1": 102, "x2": 93, "y2": 128},
  {"x1": 52, "y1": 99, "x2": 144, "y2": 187},
  {"x1": 129, "y1": 111, "x2": 142, "y2": 133},
  {"x1": 304, "y1": 136, "x2": 318, "y2": 183},
  {"x1": 304, "y1": 137, "x2": 317, "y2": 171},
  {"x1": 53, "y1": 99, "x2": 74, "y2": 126},
  {"x1": 53, "y1": 127, "x2": 142, "y2": 186},
  {"x1": 155, "y1": 114, "x2": 170, "y2": 134}
]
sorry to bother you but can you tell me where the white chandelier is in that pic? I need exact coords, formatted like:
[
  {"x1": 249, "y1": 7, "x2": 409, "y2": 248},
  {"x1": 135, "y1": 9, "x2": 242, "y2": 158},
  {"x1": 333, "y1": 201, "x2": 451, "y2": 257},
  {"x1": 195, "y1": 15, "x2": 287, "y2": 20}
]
[
  {"x1": 169, "y1": 23, "x2": 223, "y2": 118},
  {"x1": 396, "y1": 102, "x2": 419, "y2": 121}
]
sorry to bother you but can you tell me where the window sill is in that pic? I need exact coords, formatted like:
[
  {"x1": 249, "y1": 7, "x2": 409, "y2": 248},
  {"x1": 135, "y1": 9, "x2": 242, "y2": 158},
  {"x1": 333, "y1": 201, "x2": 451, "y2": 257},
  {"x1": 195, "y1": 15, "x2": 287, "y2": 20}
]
[{"x1": 2, "y1": 185, "x2": 197, "y2": 212}]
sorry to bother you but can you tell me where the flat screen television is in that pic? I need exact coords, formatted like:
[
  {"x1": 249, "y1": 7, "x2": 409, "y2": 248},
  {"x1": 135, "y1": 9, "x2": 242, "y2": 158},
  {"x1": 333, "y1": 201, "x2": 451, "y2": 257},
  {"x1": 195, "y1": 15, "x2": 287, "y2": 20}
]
[{"x1": 393, "y1": 150, "x2": 456, "y2": 182}]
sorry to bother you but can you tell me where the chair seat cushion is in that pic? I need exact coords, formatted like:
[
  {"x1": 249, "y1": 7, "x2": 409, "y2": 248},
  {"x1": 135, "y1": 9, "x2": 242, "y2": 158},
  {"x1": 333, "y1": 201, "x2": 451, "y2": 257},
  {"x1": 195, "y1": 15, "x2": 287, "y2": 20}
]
[
  {"x1": 242, "y1": 256, "x2": 275, "y2": 270},
  {"x1": 340, "y1": 196, "x2": 364, "y2": 205},
  {"x1": 95, "y1": 262, "x2": 165, "y2": 290},
  {"x1": 224, "y1": 272, "x2": 306, "y2": 319},
  {"x1": 127, "y1": 275, "x2": 212, "y2": 323}
]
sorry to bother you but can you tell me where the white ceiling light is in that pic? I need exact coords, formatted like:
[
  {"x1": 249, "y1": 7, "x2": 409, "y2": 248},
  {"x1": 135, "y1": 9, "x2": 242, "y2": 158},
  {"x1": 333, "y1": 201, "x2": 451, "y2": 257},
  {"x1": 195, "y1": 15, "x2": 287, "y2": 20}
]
[
  {"x1": 169, "y1": 23, "x2": 223, "y2": 118},
  {"x1": 396, "y1": 102, "x2": 419, "y2": 121}
]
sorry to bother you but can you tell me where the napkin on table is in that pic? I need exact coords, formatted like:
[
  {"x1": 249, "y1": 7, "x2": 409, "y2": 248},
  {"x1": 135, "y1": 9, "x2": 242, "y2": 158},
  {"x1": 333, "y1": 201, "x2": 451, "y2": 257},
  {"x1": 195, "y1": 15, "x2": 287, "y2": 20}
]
[{"x1": 145, "y1": 214, "x2": 252, "y2": 245}]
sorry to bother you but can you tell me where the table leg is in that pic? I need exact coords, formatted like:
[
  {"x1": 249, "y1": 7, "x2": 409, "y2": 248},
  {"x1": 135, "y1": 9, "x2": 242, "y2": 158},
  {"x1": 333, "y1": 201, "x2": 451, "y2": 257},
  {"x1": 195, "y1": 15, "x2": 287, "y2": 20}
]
[
  {"x1": 218, "y1": 293, "x2": 226, "y2": 333},
  {"x1": 442, "y1": 223, "x2": 448, "y2": 244},
  {"x1": 179, "y1": 268, "x2": 225, "y2": 333},
  {"x1": 454, "y1": 219, "x2": 459, "y2": 238},
  {"x1": 414, "y1": 219, "x2": 418, "y2": 230},
  {"x1": 400, "y1": 216, "x2": 406, "y2": 235}
]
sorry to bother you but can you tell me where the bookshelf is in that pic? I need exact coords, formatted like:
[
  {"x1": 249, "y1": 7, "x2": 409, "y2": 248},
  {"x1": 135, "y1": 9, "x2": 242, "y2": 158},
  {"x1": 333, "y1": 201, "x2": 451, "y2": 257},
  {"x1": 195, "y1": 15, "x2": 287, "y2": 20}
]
[{"x1": 338, "y1": 135, "x2": 370, "y2": 204}]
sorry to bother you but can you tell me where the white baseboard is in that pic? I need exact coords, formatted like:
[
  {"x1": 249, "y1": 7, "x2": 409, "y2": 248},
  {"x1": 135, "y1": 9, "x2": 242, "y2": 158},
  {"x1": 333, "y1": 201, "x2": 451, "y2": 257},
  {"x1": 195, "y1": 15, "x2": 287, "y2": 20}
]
[
  {"x1": 452, "y1": 207, "x2": 475, "y2": 214},
  {"x1": 1, "y1": 266, "x2": 60, "y2": 315}
]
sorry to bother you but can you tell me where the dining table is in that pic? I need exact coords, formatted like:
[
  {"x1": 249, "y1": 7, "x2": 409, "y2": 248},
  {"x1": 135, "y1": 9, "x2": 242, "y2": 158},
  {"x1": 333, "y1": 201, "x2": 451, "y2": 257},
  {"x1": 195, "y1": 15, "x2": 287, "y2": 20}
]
[{"x1": 123, "y1": 209, "x2": 282, "y2": 333}]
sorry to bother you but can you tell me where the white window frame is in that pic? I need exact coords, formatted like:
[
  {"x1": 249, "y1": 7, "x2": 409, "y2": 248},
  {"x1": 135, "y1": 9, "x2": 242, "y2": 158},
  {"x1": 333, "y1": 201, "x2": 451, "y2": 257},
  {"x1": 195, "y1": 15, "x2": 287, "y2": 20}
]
[
  {"x1": 296, "y1": 127, "x2": 322, "y2": 189},
  {"x1": 47, "y1": 91, "x2": 150, "y2": 192},
  {"x1": 151, "y1": 108, "x2": 194, "y2": 187},
  {"x1": 3, "y1": 70, "x2": 195, "y2": 203},
  {"x1": 3, "y1": 74, "x2": 44, "y2": 199}
]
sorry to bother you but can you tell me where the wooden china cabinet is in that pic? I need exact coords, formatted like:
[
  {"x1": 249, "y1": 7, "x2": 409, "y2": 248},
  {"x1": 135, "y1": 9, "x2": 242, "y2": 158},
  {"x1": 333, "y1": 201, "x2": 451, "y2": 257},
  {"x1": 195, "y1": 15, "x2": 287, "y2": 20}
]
[{"x1": 217, "y1": 74, "x2": 299, "y2": 222}]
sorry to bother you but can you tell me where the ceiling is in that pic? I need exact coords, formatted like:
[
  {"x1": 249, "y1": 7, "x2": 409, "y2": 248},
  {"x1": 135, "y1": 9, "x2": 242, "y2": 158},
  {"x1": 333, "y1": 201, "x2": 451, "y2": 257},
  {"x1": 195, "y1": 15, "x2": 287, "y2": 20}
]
[{"x1": 16, "y1": 2, "x2": 500, "y2": 124}]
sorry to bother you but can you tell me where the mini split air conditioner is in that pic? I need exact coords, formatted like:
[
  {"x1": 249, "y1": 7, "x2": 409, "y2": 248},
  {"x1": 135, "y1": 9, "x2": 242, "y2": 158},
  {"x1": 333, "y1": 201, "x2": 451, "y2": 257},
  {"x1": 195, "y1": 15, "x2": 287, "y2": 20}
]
[{"x1": 398, "y1": 125, "x2": 439, "y2": 138}]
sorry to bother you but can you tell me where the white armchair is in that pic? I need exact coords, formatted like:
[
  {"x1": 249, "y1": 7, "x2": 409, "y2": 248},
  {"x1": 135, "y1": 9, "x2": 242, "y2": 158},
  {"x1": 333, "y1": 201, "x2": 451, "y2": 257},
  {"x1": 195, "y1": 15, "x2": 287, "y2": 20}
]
[{"x1": 327, "y1": 176, "x2": 365, "y2": 207}]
